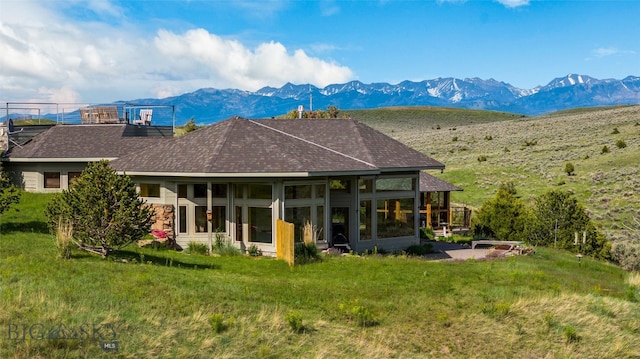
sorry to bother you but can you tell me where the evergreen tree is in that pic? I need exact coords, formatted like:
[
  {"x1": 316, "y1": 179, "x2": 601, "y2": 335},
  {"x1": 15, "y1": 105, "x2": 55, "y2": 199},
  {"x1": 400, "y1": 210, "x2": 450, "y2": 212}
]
[
  {"x1": 182, "y1": 118, "x2": 199, "y2": 133},
  {"x1": 0, "y1": 162, "x2": 20, "y2": 214},
  {"x1": 45, "y1": 160, "x2": 154, "y2": 258},
  {"x1": 473, "y1": 181, "x2": 528, "y2": 241},
  {"x1": 527, "y1": 189, "x2": 610, "y2": 259}
]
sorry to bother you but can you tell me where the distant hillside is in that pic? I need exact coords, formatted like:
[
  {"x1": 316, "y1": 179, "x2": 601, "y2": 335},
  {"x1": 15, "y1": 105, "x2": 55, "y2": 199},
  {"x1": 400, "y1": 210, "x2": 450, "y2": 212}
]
[{"x1": 359, "y1": 105, "x2": 640, "y2": 242}]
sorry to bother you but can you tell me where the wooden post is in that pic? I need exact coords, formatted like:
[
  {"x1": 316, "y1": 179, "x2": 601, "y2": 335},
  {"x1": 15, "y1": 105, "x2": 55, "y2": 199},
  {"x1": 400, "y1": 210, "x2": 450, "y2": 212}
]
[{"x1": 276, "y1": 219, "x2": 295, "y2": 266}]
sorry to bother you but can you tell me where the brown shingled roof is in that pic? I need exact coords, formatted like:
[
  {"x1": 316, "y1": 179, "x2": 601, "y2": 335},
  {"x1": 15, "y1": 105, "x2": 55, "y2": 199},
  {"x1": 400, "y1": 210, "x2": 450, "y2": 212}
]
[
  {"x1": 111, "y1": 117, "x2": 444, "y2": 176},
  {"x1": 4, "y1": 124, "x2": 171, "y2": 160},
  {"x1": 419, "y1": 172, "x2": 462, "y2": 192}
]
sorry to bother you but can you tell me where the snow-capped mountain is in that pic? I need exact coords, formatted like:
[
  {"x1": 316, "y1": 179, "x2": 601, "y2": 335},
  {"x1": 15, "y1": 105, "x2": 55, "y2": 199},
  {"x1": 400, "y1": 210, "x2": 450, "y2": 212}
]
[{"x1": 105, "y1": 74, "x2": 640, "y2": 124}]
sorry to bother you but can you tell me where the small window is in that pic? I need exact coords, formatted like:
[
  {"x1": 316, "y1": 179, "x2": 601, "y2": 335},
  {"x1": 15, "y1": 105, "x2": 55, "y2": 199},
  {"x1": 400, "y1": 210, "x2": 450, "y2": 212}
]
[
  {"x1": 140, "y1": 183, "x2": 160, "y2": 197},
  {"x1": 359, "y1": 179, "x2": 373, "y2": 193},
  {"x1": 376, "y1": 177, "x2": 415, "y2": 192},
  {"x1": 194, "y1": 183, "x2": 207, "y2": 198},
  {"x1": 177, "y1": 184, "x2": 188, "y2": 198},
  {"x1": 247, "y1": 184, "x2": 272, "y2": 200},
  {"x1": 330, "y1": 179, "x2": 350, "y2": 193},
  {"x1": 285, "y1": 185, "x2": 312, "y2": 200},
  {"x1": 44, "y1": 172, "x2": 61, "y2": 189},
  {"x1": 212, "y1": 184, "x2": 227, "y2": 198}
]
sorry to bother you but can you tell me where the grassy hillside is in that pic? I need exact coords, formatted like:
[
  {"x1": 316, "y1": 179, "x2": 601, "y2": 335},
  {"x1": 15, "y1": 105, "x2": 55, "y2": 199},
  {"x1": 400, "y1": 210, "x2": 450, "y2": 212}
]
[
  {"x1": 1, "y1": 193, "x2": 639, "y2": 358},
  {"x1": 351, "y1": 105, "x2": 640, "y2": 241}
]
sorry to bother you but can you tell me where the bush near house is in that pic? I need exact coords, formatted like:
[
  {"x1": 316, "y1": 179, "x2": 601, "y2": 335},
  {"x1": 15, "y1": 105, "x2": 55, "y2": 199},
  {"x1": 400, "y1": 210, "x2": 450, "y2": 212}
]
[{"x1": 45, "y1": 160, "x2": 154, "y2": 258}]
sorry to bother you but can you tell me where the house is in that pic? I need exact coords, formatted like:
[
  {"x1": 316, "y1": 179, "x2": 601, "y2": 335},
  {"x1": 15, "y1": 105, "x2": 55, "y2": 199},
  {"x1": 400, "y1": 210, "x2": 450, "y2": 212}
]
[{"x1": 2, "y1": 116, "x2": 462, "y2": 255}]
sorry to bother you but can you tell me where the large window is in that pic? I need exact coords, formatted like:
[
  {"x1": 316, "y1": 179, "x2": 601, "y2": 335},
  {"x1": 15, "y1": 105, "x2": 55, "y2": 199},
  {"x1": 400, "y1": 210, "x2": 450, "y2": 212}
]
[
  {"x1": 285, "y1": 206, "x2": 311, "y2": 242},
  {"x1": 358, "y1": 175, "x2": 418, "y2": 241},
  {"x1": 249, "y1": 207, "x2": 272, "y2": 243},
  {"x1": 44, "y1": 172, "x2": 61, "y2": 189},
  {"x1": 195, "y1": 206, "x2": 207, "y2": 233},
  {"x1": 284, "y1": 183, "x2": 326, "y2": 242},
  {"x1": 235, "y1": 183, "x2": 273, "y2": 243},
  {"x1": 211, "y1": 206, "x2": 226, "y2": 232},
  {"x1": 377, "y1": 198, "x2": 414, "y2": 238}
]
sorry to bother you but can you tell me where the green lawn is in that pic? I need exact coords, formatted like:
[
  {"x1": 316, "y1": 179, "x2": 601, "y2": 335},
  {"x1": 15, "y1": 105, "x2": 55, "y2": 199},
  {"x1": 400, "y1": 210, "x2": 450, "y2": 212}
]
[{"x1": 1, "y1": 193, "x2": 639, "y2": 358}]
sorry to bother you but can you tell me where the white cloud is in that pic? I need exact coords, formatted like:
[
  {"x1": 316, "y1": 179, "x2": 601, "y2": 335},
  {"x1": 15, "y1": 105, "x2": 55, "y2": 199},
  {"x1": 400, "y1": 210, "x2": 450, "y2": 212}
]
[
  {"x1": 38, "y1": 85, "x2": 81, "y2": 104},
  {"x1": 0, "y1": 0, "x2": 353, "y2": 103},
  {"x1": 591, "y1": 47, "x2": 635, "y2": 58},
  {"x1": 153, "y1": 28, "x2": 352, "y2": 90},
  {"x1": 494, "y1": 0, "x2": 530, "y2": 8},
  {"x1": 320, "y1": 0, "x2": 341, "y2": 16}
]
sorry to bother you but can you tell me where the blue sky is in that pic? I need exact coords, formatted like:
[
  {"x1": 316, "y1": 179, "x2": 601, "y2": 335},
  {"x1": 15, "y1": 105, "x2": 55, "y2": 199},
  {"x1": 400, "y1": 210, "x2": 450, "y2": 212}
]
[{"x1": 1, "y1": 0, "x2": 638, "y2": 104}]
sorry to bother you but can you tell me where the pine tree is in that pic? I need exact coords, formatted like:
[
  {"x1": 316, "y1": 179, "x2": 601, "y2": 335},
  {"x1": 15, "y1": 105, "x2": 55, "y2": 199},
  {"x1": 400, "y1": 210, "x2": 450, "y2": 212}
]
[
  {"x1": 45, "y1": 160, "x2": 154, "y2": 258},
  {"x1": 0, "y1": 162, "x2": 20, "y2": 214}
]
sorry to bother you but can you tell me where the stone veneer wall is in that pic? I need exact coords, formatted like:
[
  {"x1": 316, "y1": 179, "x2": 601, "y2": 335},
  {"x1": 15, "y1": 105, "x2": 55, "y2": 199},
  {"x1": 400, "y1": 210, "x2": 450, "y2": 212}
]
[{"x1": 150, "y1": 204, "x2": 174, "y2": 241}]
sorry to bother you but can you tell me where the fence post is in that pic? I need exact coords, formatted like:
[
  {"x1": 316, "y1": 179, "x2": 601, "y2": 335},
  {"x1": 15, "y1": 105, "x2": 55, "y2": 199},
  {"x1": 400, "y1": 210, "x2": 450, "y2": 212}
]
[{"x1": 276, "y1": 219, "x2": 295, "y2": 266}]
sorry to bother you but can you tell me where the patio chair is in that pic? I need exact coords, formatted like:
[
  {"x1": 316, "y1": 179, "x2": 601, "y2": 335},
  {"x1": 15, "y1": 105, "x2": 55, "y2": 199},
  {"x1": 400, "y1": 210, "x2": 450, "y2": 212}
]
[{"x1": 134, "y1": 109, "x2": 153, "y2": 125}]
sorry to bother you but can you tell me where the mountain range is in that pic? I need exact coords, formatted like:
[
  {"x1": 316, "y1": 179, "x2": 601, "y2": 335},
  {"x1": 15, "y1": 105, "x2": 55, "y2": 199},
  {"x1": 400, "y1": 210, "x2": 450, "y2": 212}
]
[
  {"x1": 128, "y1": 74, "x2": 639, "y2": 125},
  {"x1": 7, "y1": 74, "x2": 640, "y2": 125}
]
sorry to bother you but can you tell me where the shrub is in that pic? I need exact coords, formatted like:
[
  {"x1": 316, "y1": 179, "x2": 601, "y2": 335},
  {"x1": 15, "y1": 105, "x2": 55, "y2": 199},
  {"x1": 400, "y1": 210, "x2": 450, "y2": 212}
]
[
  {"x1": 188, "y1": 241, "x2": 208, "y2": 255},
  {"x1": 294, "y1": 242, "x2": 321, "y2": 265},
  {"x1": 615, "y1": 139, "x2": 627, "y2": 149},
  {"x1": 611, "y1": 127, "x2": 620, "y2": 134},
  {"x1": 484, "y1": 135, "x2": 493, "y2": 141},
  {"x1": 420, "y1": 227, "x2": 435, "y2": 240},
  {"x1": 405, "y1": 243, "x2": 433, "y2": 256},
  {"x1": 215, "y1": 242, "x2": 242, "y2": 257},
  {"x1": 524, "y1": 139, "x2": 537, "y2": 146},
  {"x1": 482, "y1": 302, "x2": 511, "y2": 320},
  {"x1": 247, "y1": 244, "x2": 262, "y2": 257},
  {"x1": 0, "y1": 162, "x2": 21, "y2": 214},
  {"x1": 601, "y1": 145, "x2": 610, "y2": 154},
  {"x1": 285, "y1": 311, "x2": 305, "y2": 333},
  {"x1": 452, "y1": 136, "x2": 458, "y2": 142},
  {"x1": 477, "y1": 155, "x2": 487, "y2": 162},
  {"x1": 211, "y1": 233, "x2": 242, "y2": 256},
  {"x1": 611, "y1": 240, "x2": 640, "y2": 271},
  {"x1": 338, "y1": 299, "x2": 378, "y2": 327},
  {"x1": 564, "y1": 325, "x2": 581, "y2": 343},
  {"x1": 472, "y1": 224, "x2": 495, "y2": 239},
  {"x1": 565, "y1": 162, "x2": 575, "y2": 176},
  {"x1": 54, "y1": 221, "x2": 74, "y2": 260},
  {"x1": 208, "y1": 313, "x2": 234, "y2": 334}
]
